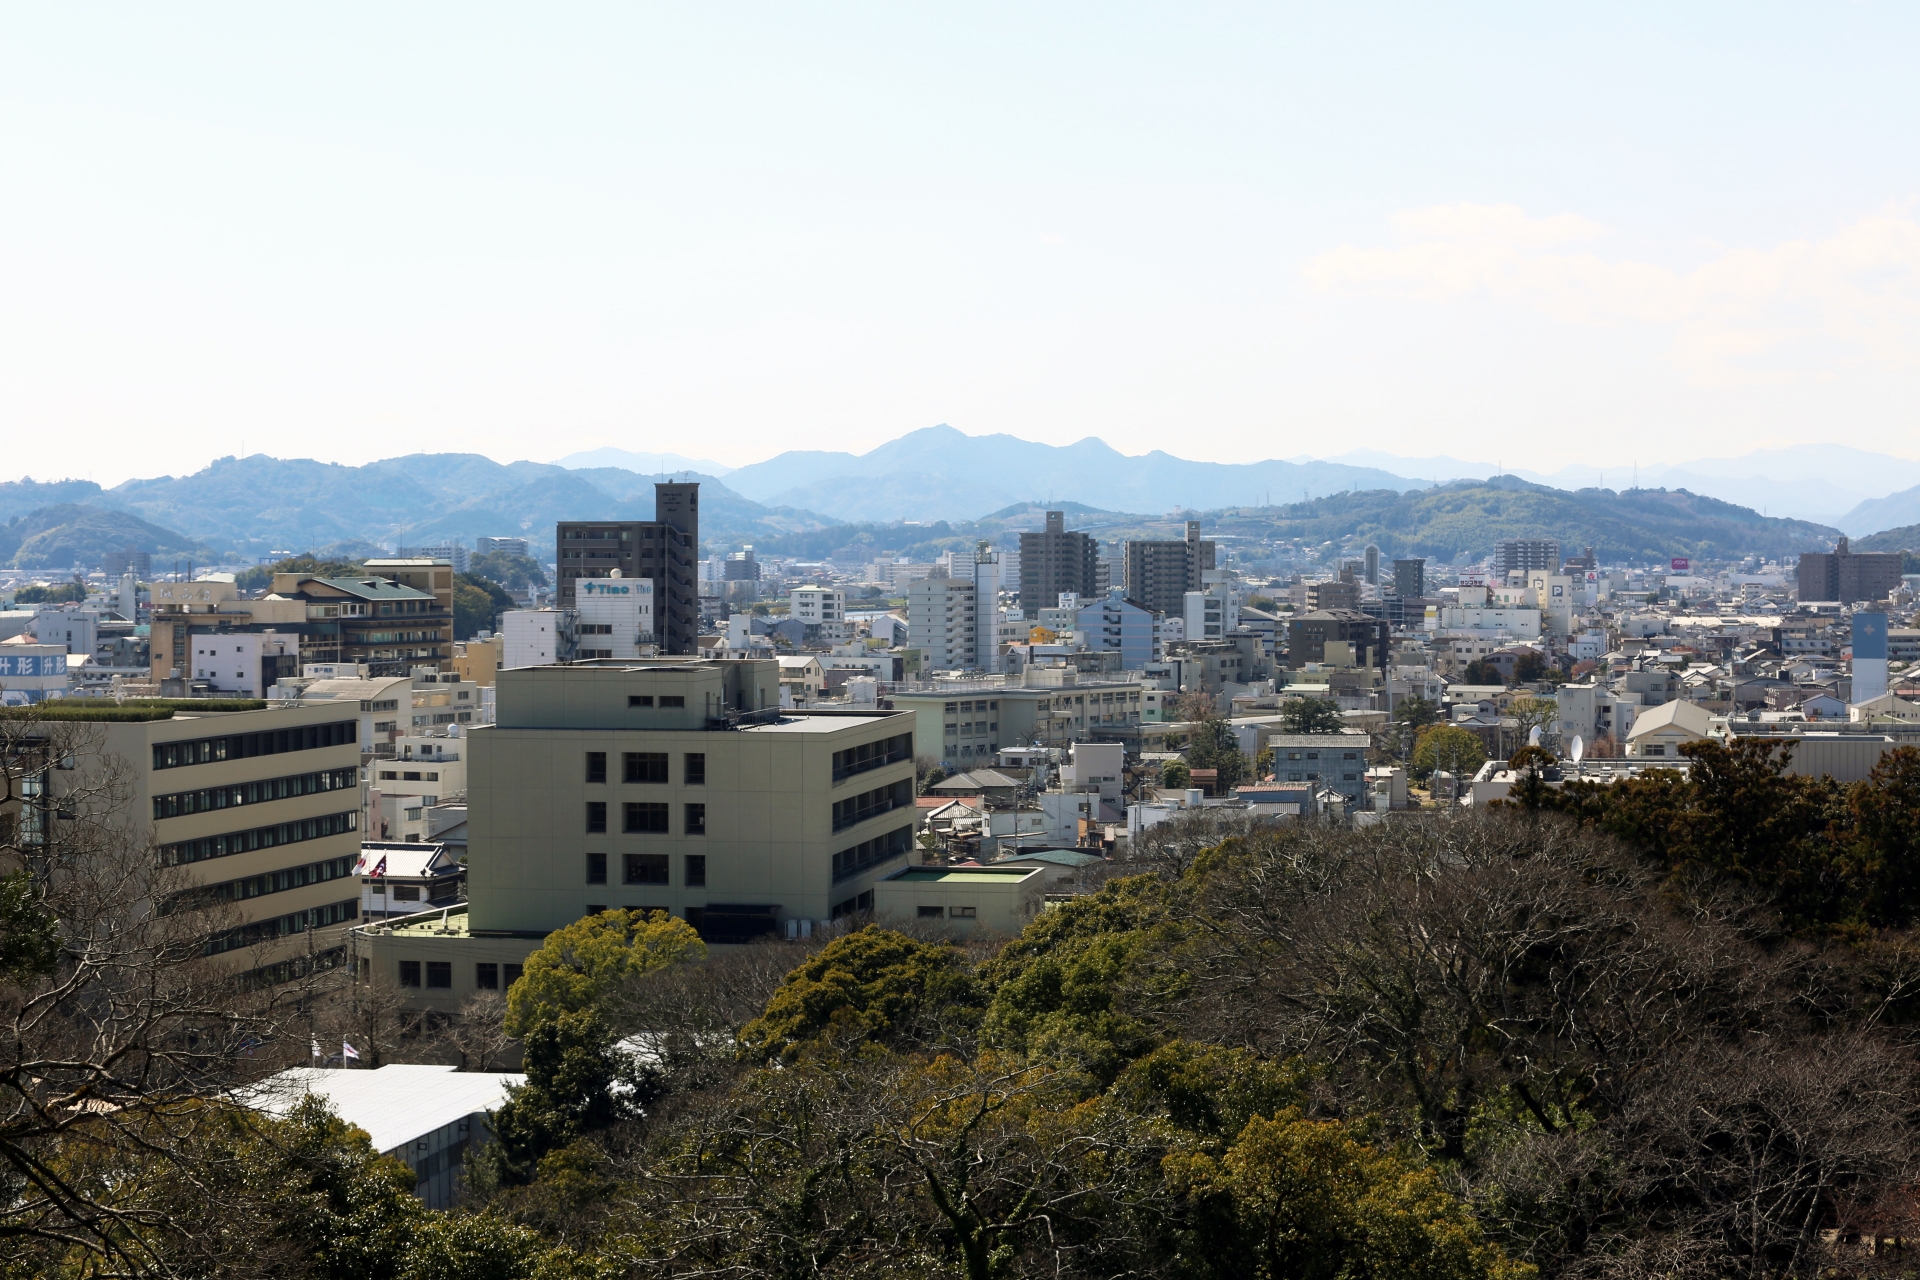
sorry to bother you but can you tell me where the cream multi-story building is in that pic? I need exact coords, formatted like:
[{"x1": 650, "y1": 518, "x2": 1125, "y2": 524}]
[
  {"x1": 354, "y1": 658, "x2": 918, "y2": 1012},
  {"x1": 908, "y1": 577, "x2": 977, "y2": 671},
  {"x1": 8, "y1": 703, "x2": 365, "y2": 986}
]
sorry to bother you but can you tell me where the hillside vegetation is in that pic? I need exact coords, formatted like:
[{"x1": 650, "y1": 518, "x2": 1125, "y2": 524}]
[{"x1": 1206, "y1": 476, "x2": 1838, "y2": 563}]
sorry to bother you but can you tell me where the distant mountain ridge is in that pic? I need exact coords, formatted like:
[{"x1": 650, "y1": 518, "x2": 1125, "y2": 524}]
[
  {"x1": 720, "y1": 425, "x2": 1432, "y2": 523},
  {"x1": 0, "y1": 454, "x2": 834, "y2": 564}
]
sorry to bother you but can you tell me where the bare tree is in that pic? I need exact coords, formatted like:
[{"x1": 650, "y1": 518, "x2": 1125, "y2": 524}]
[{"x1": 0, "y1": 713, "x2": 306, "y2": 1272}]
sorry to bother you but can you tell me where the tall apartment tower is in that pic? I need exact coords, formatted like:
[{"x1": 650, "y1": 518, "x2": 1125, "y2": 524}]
[
  {"x1": 1392, "y1": 558, "x2": 1426, "y2": 600},
  {"x1": 1123, "y1": 521, "x2": 1216, "y2": 617},
  {"x1": 1493, "y1": 540, "x2": 1562, "y2": 579},
  {"x1": 557, "y1": 482, "x2": 700, "y2": 654},
  {"x1": 1797, "y1": 537, "x2": 1903, "y2": 605},
  {"x1": 1363, "y1": 544, "x2": 1380, "y2": 586},
  {"x1": 1018, "y1": 511, "x2": 1098, "y2": 615}
]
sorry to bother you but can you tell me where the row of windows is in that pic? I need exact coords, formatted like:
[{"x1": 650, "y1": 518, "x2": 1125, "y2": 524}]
[
  {"x1": 153, "y1": 720, "x2": 357, "y2": 770},
  {"x1": 205, "y1": 898, "x2": 358, "y2": 955},
  {"x1": 158, "y1": 810, "x2": 358, "y2": 867},
  {"x1": 585, "y1": 751, "x2": 705, "y2": 785},
  {"x1": 585, "y1": 801, "x2": 706, "y2": 834},
  {"x1": 586, "y1": 852, "x2": 707, "y2": 886},
  {"x1": 832, "y1": 825, "x2": 912, "y2": 883},
  {"x1": 1278, "y1": 750, "x2": 1362, "y2": 761},
  {"x1": 627, "y1": 695, "x2": 687, "y2": 708},
  {"x1": 152, "y1": 767, "x2": 358, "y2": 820},
  {"x1": 189, "y1": 854, "x2": 360, "y2": 908},
  {"x1": 917, "y1": 905, "x2": 977, "y2": 919},
  {"x1": 832, "y1": 779, "x2": 912, "y2": 833},
  {"x1": 832, "y1": 733, "x2": 913, "y2": 782},
  {"x1": 399, "y1": 959, "x2": 524, "y2": 989}
]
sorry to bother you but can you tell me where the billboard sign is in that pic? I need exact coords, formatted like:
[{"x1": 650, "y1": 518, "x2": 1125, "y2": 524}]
[{"x1": 1671, "y1": 557, "x2": 1689, "y2": 572}]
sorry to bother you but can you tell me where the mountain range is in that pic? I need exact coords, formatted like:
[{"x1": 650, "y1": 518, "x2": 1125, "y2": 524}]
[
  {"x1": 704, "y1": 425, "x2": 1427, "y2": 524},
  {"x1": 3, "y1": 427, "x2": 1914, "y2": 574}
]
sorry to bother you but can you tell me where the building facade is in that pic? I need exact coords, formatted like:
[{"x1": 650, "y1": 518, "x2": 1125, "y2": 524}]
[
  {"x1": 908, "y1": 577, "x2": 978, "y2": 671},
  {"x1": 555, "y1": 482, "x2": 700, "y2": 653},
  {"x1": 1798, "y1": 537, "x2": 1904, "y2": 605},
  {"x1": 1122, "y1": 522, "x2": 1215, "y2": 617},
  {"x1": 1018, "y1": 511, "x2": 1098, "y2": 615}
]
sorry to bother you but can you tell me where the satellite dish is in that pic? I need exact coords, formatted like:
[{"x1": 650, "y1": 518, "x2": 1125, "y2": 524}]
[
  {"x1": 1570, "y1": 735, "x2": 1585, "y2": 764},
  {"x1": 1528, "y1": 725, "x2": 1542, "y2": 748}
]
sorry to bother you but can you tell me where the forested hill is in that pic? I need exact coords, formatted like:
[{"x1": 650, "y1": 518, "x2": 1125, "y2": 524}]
[{"x1": 1202, "y1": 476, "x2": 1839, "y2": 564}]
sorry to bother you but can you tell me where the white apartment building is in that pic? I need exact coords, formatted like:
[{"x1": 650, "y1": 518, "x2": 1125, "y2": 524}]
[
  {"x1": 1183, "y1": 578, "x2": 1238, "y2": 643},
  {"x1": 502, "y1": 608, "x2": 575, "y2": 669},
  {"x1": 187, "y1": 631, "x2": 301, "y2": 697},
  {"x1": 574, "y1": 576, "x2": 655, "y2": 659},
  {"x1": 789, "y1": 586, "x2": 851, "y2": 646},
  {"x1": 909, "y1": 577, "x2": 978, "y2": 671}
]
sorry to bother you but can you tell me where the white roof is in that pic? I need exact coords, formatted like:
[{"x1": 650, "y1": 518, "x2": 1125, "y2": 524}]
[
  {"x1": 356, "y1": 843, "x2": 455, "y2": 878},
  {"x1": 243, "y1": 1064, "x2": 523, "y2": 1155}
]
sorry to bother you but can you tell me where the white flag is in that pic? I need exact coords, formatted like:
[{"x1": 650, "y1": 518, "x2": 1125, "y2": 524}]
[
  {"x1": 342, "y1": 1040, "x2": 360, "y2": 1062},
  {"x1": 311, "y1": 1038, "x2": 322, "y2": 1058}
]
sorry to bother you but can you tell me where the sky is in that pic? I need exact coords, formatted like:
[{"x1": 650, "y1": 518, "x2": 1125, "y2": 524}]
[{"x1": 4, "y1": 4, "x2": 1920, "y2": 486}]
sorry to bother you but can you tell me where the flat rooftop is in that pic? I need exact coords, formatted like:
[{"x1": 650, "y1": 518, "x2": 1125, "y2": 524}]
[
  {"x1": 887, "y1": 866, "x2": 1038, "y2": 883},
  {"x1": 742, "y1": 712, "x2": 905, "y2": 734}
]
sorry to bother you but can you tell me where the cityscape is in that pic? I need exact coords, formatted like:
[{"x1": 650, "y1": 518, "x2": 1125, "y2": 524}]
[{"x1": 8, "y1": 7, "x2": 1920, "y2": 1279}]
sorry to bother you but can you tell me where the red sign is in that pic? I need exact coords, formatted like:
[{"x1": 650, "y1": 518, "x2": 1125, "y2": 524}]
[{"x1": 1670, "y1": 557, "x2": 1689, "y2": 573}]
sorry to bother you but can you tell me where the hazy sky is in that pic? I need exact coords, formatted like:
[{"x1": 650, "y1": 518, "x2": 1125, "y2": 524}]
[{"x1": 5, "y1": 4, "x2": 1920, "y2": 485}]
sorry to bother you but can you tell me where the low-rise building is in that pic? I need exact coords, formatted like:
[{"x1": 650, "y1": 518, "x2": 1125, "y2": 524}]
[
  {"x1": 872, "y1": 864, "x2": 1047, "y2": 937},
  {"x1": 1264, "y1": 733, "x2": 1372, "y2": 805},
  {"x1": 1624, "y1": 700, "x2": 1716, "y2": 759}
]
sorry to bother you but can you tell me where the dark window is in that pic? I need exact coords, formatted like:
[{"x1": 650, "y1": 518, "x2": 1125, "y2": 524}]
[
  {"x1": 628, "y1": 694, "x2": 653, "y2": 707},
  {"x1": 624, "y1": 853, "x2": 669, "y2": 885},
  {"x1": 660, "y1": 695, "x2": 685, "y2": 708},
  {"x1": 398, "y1": 960, "x2": 421, "y2": 987},
  {"x1": 685, "y1": 803, "x2": 706, "y2": 834},
  {"x1": 831, "y1": 825, "x2": 913, "y2": 882},
  {"x1": 685, "y1": 753, "x2": 706, "y2": 785},
  {"x1": 832, "y1": 779, "x2": 913, "y2": 832},
  {"x1": 476, "y1": 962, "x2": 499, "y2": 990},
  {"x1": 624, "y1": 802, "x2": 669, "y2": 833},
  {"x1": 586, "y1": 852, "x2": 607, "y2": 884},
  {"x1": 426, "y1": 961, "x2": 452, "y2": 988},
  {"x1": 504, "y1": 963, "x2": 523, "y2": 987},
  {"x1": 586, "y1": 904, "x2": 607, "y2": 916},
  {"x1": 918, "y1": 905, "x2": 943, "y2": 918},
  {"x1": 684, "y1": 907, "x2": 704, "y2": 933},
  {"x1": 831, "y1": 732, "x2": 913, "y2": 782},
  {"x1": 685, "y1": 854, "x2": 706, "y2": 886},
  {"x1": 624, "y1": 752, "x2": 669, "y2": 783},
  {"x1": 950, "y1": 906, "x2": 976, "y2": 919},
  {"x1": 586, "y1": 801, "x2": 607, "y2": 833},
  {"x1": 586, "y1": 751, "x2": 607, "y2": 783}
]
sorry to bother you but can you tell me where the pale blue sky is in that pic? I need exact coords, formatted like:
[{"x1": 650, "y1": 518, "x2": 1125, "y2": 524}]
[{"x1": 4, "y1": 4, "x2": 1920, "y2": 483}]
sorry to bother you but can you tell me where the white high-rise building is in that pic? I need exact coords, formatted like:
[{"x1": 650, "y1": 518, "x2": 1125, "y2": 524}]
[{"x1": 908, "y1": 577, "x2": 978, "y2": 672}]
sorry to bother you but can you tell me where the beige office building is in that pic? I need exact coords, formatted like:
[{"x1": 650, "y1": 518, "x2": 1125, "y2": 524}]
[
  {"x1": 8, "y1": 703, "x2": 365, "y2": 986},
  {"x1": 355, "y1": 658, "x2": 918, "y2": 1012}
]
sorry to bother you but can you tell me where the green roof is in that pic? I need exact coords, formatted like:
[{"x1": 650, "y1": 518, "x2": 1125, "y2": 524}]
[
  {"x1": 307, "y1": 576, "x2": 436, "y2": 601},
  {"x1": 886, "y1": 866, "x2": 1036, "y2": 883}
]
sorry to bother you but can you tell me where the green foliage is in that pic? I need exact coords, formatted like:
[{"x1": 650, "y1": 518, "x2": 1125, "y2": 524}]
[
  {"x1": 1165, "y1": 1109, "x2": 1534, "y2": 1280},
  {"x1": 1113, "y1": 1041, "x2": 1312, "y2": 1139},
  {"x1": 504, "y1": 909, "x2": 705, "y2": 1038},
  {"x1": 454, "y1": 574, "x2": 516, "y2": 641},
  {"x1": 12, "y1": 581, "x2": 86, "y2": 604},
  {"x1": 1160, "y1": 760, "x2": 1191, "y2": 790},
  {"x1": 1412, "y1": 724, "x2": 1487, "y2": 781},
  {"x1": 0, "y1": 871, "x2": 59, "y2": 982},
  {"x1": 980, "y1": 876, "x2": 1177, "y2": 1084},
  {"x1": 1185, "y1": 719, "x2": 1251, "y2": 790},
  {"x1": 1512, "y1": 651, "x2": 1548, "y2": 683},
  {"x1": 486, "y1": 1008, "x2": 648, "y2": 1188},
  {"x1": 738, "y1": 926, "x2": 985, "y2": 1063},
  {"x1": 0, "y1": 703, "x2": 175, "y2": 722},
  {"x1": 235, "y1": 555, "x2": 364, "y2": 591},
  {"x1": 1219, "y1": 474, "x2": 1829, "y2": 564},
  {"x1": 467, "y1": 551, "x2": 548, "y2": 592},
  {"x1": 1461, "y1": 659, "x2": 1503, "y2": 686},
  {"x1": 1280, "y1": 696, "x2": 1344, "y2": 735}
]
